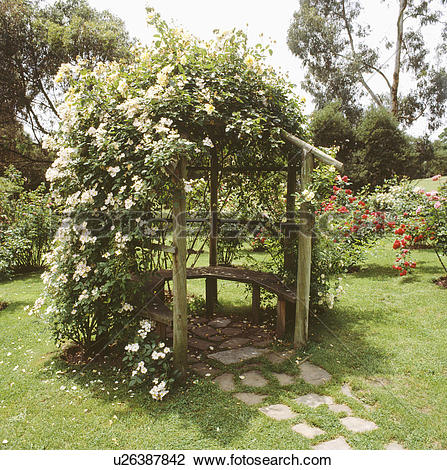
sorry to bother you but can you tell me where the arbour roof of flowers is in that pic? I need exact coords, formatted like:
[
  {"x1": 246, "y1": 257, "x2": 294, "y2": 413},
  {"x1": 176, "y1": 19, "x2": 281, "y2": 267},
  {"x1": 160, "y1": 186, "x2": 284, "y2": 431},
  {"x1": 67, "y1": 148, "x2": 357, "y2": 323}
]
[{"x1": 46, "y1": 8, "x2": 308, "y2": 194}]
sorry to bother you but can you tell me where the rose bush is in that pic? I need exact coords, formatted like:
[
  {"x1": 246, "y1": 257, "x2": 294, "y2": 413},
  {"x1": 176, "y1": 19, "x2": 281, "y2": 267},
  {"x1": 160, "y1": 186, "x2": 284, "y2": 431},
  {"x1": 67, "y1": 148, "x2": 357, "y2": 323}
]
[{"x1": 28, "y1": 8, "x2": 310, "y2": 400}]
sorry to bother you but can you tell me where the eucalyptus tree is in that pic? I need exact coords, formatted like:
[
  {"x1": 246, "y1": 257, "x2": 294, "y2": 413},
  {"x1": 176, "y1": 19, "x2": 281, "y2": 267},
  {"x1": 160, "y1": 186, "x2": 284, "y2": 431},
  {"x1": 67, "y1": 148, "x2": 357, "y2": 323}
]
[{"x1": 287, "y1": 0, "x2": 447, "y2": 129}]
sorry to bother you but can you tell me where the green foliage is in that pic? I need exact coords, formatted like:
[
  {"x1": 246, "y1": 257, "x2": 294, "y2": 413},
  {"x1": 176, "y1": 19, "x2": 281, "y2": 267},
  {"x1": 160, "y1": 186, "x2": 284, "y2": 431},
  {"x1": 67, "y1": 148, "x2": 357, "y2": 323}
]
[
  {"x1": 0, "y1": 166, "x2": 56, "y2": 280},
  {"x1": 351, "y1": 107, "x2": 409, "y2": 187},
  {"x1": 122, "y1": 319, "x2": 175, "y2": 399},
  {"x1": 309, "y1": 101, "x2": 355, "y2": 167},
  {"x1": 0, "y1": 0, "x2": 133, "y2": 183},
  {"x1": 34, "y1": 11, "x2": 307, "y2": 352}
]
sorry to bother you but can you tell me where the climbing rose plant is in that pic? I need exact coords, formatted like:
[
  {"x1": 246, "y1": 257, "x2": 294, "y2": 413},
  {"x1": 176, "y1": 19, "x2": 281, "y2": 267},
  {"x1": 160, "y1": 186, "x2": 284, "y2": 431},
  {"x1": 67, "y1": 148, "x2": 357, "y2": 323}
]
[{"x1": 30, "y1": 7, "x2": 307, "y2": 385}]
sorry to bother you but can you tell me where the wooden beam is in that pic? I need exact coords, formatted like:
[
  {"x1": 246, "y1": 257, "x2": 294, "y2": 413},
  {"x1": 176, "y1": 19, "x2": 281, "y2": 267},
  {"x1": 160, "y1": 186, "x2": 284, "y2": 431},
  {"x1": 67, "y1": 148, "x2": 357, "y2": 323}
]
[
  {"x1": 294, "y1": 150, "x2": 314, "y2": 348},
  {"x1": 206, "y1": 149, "x2": 218, "y2": 315},
  {"x1": 281, "y1": 130, "x2": 343, "y2": 170},
  {"x1": 172, "y1": 155, "x2": 188, "y2": 377}
]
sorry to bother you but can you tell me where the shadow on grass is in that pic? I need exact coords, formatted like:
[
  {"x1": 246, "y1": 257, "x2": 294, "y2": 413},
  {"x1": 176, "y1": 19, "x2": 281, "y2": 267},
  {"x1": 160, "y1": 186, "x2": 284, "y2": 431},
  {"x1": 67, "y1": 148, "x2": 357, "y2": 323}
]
[
  {"x1": 40, "y1": 353, "x2": 256, "y2": 448},
  {"x1": 303, "y1": 306, "x2": 392, "y2": 378}
]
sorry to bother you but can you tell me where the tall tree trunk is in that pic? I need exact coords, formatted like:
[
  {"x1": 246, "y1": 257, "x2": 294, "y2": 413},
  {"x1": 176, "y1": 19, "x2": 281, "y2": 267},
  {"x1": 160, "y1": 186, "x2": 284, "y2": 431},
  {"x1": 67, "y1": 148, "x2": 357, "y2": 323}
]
[{"x1": 391, "y1": 0, "x2": 408, "y2": 117}]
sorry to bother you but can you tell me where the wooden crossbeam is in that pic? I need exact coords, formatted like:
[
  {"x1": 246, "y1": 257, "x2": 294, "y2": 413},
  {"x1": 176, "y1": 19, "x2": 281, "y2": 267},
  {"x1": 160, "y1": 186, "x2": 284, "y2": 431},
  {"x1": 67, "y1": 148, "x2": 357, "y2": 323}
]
[{"x1": 281, "y1": 130, "x2": 344, "y2": 170}]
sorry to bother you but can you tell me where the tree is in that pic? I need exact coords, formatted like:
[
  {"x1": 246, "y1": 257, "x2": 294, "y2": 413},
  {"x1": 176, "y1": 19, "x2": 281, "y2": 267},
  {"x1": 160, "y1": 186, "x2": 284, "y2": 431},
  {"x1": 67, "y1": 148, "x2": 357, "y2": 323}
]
[
  {"x1": 0, "y1": 0, "x2": 133, "y2": 181},
  {"x1": 352, "y1": 107, "x2": 410, "y2": 187},
  {"x1": 309, "y1": 101, "x2": 355, "y2": 166},
  {"x1": 287, "y1": 0, "x2": 447, "y2": 129}
]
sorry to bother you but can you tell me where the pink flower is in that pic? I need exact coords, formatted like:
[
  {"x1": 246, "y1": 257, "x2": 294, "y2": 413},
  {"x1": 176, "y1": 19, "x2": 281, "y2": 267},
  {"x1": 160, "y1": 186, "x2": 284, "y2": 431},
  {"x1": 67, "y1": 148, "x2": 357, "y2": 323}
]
[
  {"x1": 415, "y1": 206, "x2": 422, "y2": 215},
  {"x1": 432, "y1": 174, "x2": 442, "y2": 181},
  {"x1": 434, "y1": 201, "x2": 442, "y2": 209}
]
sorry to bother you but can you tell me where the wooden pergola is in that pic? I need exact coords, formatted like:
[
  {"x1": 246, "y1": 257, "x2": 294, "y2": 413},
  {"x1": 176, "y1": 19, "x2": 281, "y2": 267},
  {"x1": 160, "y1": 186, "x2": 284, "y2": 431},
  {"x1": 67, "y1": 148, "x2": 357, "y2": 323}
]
[{"x1": 170, "y1": 130, "x2": 343, "y2": 376}]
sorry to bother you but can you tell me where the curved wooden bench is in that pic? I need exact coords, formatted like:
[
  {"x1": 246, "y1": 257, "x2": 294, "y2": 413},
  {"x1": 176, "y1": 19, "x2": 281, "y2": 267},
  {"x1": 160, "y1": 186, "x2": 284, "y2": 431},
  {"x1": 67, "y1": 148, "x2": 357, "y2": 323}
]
[{"x1": 142, "y1": 266, "x2": 296, "y2": 337}]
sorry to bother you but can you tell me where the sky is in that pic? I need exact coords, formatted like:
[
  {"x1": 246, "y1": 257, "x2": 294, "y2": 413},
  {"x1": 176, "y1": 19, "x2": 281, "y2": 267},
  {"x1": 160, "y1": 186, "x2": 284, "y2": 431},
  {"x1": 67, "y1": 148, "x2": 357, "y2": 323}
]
[{"x1": 51, "y1": 0, "x2": 446, "y2": 137}]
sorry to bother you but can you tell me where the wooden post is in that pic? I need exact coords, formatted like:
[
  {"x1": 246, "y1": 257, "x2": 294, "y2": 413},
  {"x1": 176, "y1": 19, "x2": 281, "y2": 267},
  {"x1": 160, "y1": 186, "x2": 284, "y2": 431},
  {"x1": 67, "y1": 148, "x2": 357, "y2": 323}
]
[
  {"x1": 276, "y1": 299, "x2": 286, "y2": 337},
  {"x1": 251, "y1": 284, "x2": 260, "y2": 323},
  {"x1": 172, "y1": 156, "x2": 188, "y2": 376},
  {"x1": 294, "y1": 150, "x2": 314, "y2": 348},
  {"x1": 284, "y1": 152, "x2": 297, "y2": 275},
  {"x1": 206, "y1": 149, "x2": 218, "y2": 315}
]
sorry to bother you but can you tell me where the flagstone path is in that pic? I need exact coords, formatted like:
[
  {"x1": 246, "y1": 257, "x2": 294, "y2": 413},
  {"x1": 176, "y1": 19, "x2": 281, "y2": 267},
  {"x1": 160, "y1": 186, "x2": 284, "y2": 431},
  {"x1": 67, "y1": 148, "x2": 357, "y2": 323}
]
[{"x1": 184, "y1": 313, "x2": 405, "y2": 450}]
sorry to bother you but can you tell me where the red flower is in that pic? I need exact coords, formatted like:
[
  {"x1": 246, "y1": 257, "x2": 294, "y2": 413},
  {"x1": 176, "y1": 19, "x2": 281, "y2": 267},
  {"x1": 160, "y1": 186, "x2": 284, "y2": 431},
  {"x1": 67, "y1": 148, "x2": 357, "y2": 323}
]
[
  {"x1": 400, "y1": 269, "x2": 407, "y2": 276},
  {"x1": 395, "y1": 228, "x2": 405, "y2": 235},
  {"x1": 404, "y1": 235, "x2": 412, "y2": 241},
  {"x1": 348, "y1": 197, "x2": 356, "y2": 203},
  {"x1": 358, "y1": 201, "x2": 366, "y2": 207},
  {"x1": 393, "y1": 240, "x2": 401, "y2": 249},
  {"x1": 341, "y1": 175, "x2": 349, "y2": 182},
  {"x1": 345, "y1": 189, "x2": 352, "y2": 195}
]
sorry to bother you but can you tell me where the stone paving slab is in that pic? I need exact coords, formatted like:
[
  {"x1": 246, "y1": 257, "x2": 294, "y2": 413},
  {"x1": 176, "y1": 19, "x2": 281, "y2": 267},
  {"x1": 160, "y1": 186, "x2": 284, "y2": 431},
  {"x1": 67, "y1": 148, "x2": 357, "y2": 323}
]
[
  {"x1": 385, "y1": 441, "x2": 405, "y2": 450},
  {"x1": 208, "y1": 335, "x2": 226, "y2": 343},
  {"x1": 294, "y1": 393, "x2": 334, "y2": 408},
  {"x1": 299, "y1": 362, "x2": 332, "y2": 385},
  {"x1": 208, "y1": 317, "x2": 232, "y2": 328},
  {"x1": 190, "y1": 362, "x2": 219, "y2": 377},
  {"x1": 189, "y1": 338, "x2": 214, "y2": 351},
  {"x1": 208, "y1": 347, "x2": 269, "y2": 365},
  {"x1": 213, "y1": 373, "x2": 236, "y2": 392},
  {"x1": 340, "y1": 416, "x2": 378, "y2": 433},
  {"x1": 221, "y1": 327, "x2": 243, "y2": 336},
  {"x1": 312, "y1": 437, "x2": 352, "y2": 450},
  {"x1": 251, "y1": 339, "x2": 272, "y2": 348},
  {"x1": 264, "y1": 350, "x2": 294, "y2": 365},
  {"x1": 259, "y1": 404, "x2": 298, "y2": 421},
  {"x1": 190, "y1": 325, "x2": 218, "y2": 338},
  {"x1": 219, "y1": 337, "x2": 251, "y2": 350},
  {"x1": 328, "y1": 403, "x2": 352, "y2": 415},
  {"x1": 292, "y1": 423, "x2": 325, "y2": 439},
  {"x1": 240, "y1": 370, "x2": 268, "y2": 387},
  {"x1": 234, "y1": 392, "x2": 267, "y2": 405},
  {"x1": 272, "y1": 372, "x2": 295, "y2": 386}
]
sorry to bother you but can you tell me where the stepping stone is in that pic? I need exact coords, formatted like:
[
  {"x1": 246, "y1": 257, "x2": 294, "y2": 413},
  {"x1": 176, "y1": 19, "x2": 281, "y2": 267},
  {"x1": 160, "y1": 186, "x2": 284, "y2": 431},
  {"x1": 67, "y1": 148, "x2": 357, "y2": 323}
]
[
  {"x1": 328, "y1": 403, "x2": 352, "y2": 414},
  {"x1": 299, "y1": 362, "x2": 332, "y2": 385},
  {"x1": 259, "y1": 404, "x2": 297, "y2": 421},
  {"x1": 252, "y1": 339, "x2": 271, "y2": 348},
  {"x1": 189, "y1": 338, "x2": 214, "y2": 351},
  {"x1": 190, "y1": 362, "x2": 218, "y2": 377},
  {"x1": 340, "y1": 416, "x2": 378, "y2": 433},
  {"x1": 240, "y1": 370, "x2": 268, "y2": 387},
  {"x1": 187, "y1": 355, "x2": 201, "y2": 364},
  {"x1": 208, "y1": 317, "x2": 231, "y2": 328},
  {"x1": 234, "y1": 392, "x2": 267, "y2": 405},
  {"x1": 385, "y1": 441, "x2": 405, "y2": 450},
  {"x1": 221, "y1": 327, "x2": 243, "y2": 336},
  {"x1": 208, "y1": 347, "x2": 269, "y2": 365},
  {"x1": 213, "y1": 373, "x2": 236, "y2": 392},
  {"x1": 265, "y1": 350, "x2": 294, "y2": 365},
  {"x1": 341, "y1": 383, "x2": 356, "y2": 399},
  {"x1": 294, "y1": 393, "x2": 334, "y2": 408},
  {"x1": 190, "y1": 316, "x2": 208, "y2": 324},
  {"x1": 219, "y1": 337, "x2": 251, "y2": 350},
  {"x1": 312, "y1": 437, "x2": 351, "y2": 450},
  {"x1": 208, "y1": 335, "x2": 225, "y2": 343},
  {"x1": 272, "y1": 372, "x2": 295, "y2": 386},
  {"x1": 190, "y1": 325, "x2": 218, "y2": 338},
  {"x1": 292, "y1": 423, "x2": 325, "y2": 439}
]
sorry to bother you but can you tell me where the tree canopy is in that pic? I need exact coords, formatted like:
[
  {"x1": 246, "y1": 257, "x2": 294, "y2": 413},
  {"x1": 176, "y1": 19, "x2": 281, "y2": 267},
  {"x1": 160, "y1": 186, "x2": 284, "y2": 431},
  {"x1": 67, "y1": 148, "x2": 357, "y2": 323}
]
[
  {"x1": 0, "y1": 0, "x2": 133, "y2": 183},
  {"x1": 287, "y1": 0, "x2": 447, "y2": 129}
]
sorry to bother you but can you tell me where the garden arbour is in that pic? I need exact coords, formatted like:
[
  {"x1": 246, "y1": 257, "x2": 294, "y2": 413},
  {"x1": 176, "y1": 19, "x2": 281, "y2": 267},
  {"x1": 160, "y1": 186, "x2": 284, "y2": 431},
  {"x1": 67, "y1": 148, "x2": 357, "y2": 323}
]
[{"x1": 37, "y1": 9, "x2": 343, "y2": 378}]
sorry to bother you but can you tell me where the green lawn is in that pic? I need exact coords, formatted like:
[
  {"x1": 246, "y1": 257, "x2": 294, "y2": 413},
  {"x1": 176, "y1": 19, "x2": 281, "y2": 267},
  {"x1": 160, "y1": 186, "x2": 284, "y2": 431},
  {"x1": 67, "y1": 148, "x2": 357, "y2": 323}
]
[
  {"x1": 0, "y1": 241, "x2": 446, "y2": 449},
  {"x1": 413, "y1": 176, "x2": 447, "y2": 192}
]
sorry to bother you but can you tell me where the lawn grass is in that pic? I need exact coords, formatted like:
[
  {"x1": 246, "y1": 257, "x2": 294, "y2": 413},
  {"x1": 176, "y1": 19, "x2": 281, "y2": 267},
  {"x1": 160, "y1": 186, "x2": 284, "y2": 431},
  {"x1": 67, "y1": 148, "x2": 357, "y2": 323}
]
[
  {"x1": 0, "y1": 241, "x2": 446, "y2": 449},
  {"x1": 413, "y1": 176, "x2": 447, "y2": 192}
]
